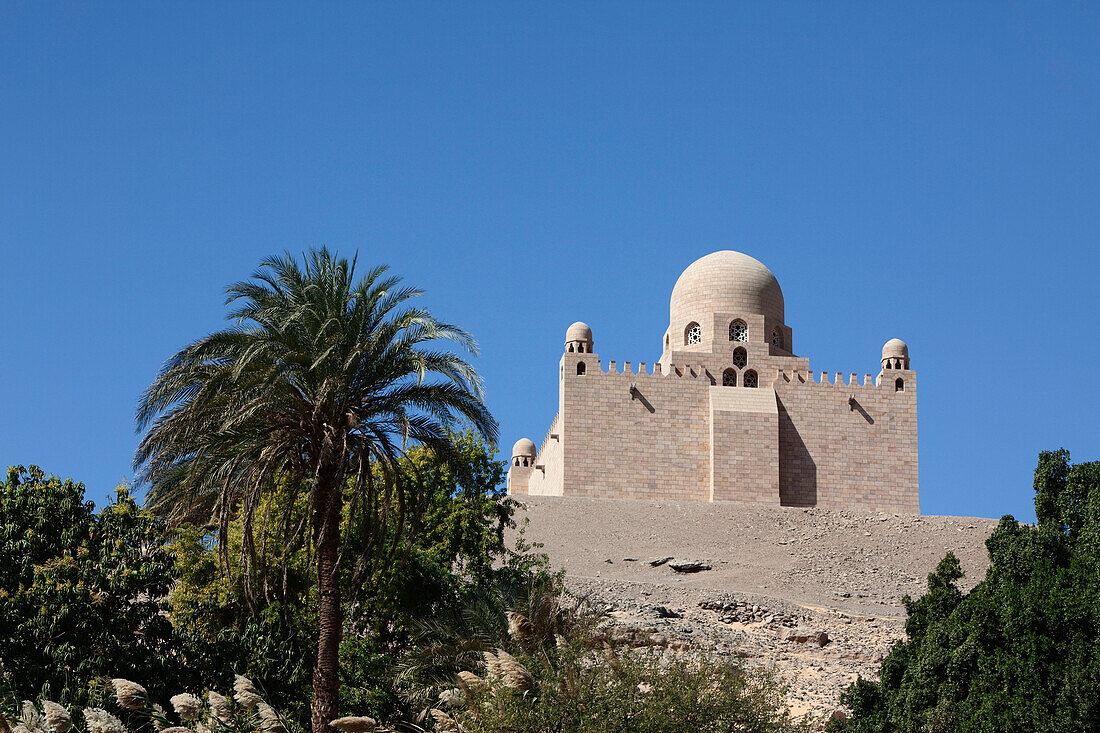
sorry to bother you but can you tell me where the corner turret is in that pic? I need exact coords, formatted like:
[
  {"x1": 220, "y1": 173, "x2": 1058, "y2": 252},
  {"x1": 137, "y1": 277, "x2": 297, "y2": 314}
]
[
  {"x1": 881, "y1": 338, "x2": 909, "y2": 370},
  {"x1": 565, "y1": 322, "x2": 593, "y2": 354},
  {"x1": 879, "y1": 338, "x2": 913, "y2": 392},
  {"x1": 506, "y1": 438, "x2": 537, "y2": 495}
]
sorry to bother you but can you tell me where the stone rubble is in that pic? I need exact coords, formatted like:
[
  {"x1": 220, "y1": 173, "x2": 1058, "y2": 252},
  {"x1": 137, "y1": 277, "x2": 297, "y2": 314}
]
[
  {"x1": 571, "y1": 576, "x2": 897, "y2": 725},
  {"x1": 511, "y1": 496, "x2": 1001, "y2": 724}
]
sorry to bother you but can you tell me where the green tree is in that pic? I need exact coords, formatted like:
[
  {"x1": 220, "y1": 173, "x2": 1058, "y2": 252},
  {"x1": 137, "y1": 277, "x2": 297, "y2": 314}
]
[
  {"x1": 167, "y1": 521, "x2": 317, "y2": 724},
  {"x1": 0, "y1": 466, "x2": 189, "y2": 706},
  {"x1": 834, "y1": 449, "x2": 1100, "y2": 733},
  {"x1": 166, "y1": 432, "x2": 545, "y2": 726},
  {"x1": 134, "y1": 248, "x2": 497, "y2": 733}
]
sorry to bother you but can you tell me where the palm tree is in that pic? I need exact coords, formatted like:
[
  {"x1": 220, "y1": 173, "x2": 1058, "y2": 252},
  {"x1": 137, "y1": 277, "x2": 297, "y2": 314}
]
[{"x1": 134, "y1": 248, "x2": 497, "y2": 733}]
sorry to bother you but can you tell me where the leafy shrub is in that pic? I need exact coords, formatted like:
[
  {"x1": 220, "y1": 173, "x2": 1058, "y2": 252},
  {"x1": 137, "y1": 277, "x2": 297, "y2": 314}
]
[
  {"x1": 833, "y1": 449, "x2": 1100, "y2": 733},
  {"x1": 0, "y1": 466, "x2": 192, "y2": 706},
  {"x1": 440, "y1": 644, "x2": 806, "y2": 733},
  {"x1": 399, "y1": 581, "x2": 808, "y2": 733}
]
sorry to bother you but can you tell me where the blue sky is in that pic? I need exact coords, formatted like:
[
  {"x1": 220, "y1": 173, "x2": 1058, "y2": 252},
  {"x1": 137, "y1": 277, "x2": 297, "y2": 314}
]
[{"x1": 2, "y1": 4, "x2": 1097, "y2": 521}]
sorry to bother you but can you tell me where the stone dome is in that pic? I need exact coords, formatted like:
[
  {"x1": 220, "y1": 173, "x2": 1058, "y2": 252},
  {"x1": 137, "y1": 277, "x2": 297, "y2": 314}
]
[
  {"x1": 669, "y1": 251, "x2": 784, "y2": 327},
  {"x1": 565, "y1": 321, "x2": 593, "y2": 343},
  {"x1": 882, "y1": 338, "x2": 909, "y2": 360},
  {"x1": 512, "y1": 438, "x2": 536, "y2": 458}
]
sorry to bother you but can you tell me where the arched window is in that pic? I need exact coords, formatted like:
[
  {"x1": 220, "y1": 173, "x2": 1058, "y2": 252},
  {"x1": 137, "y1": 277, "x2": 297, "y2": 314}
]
[
  {"x1": 722, "y1": 369, "x2": 736, "y2": 387},
  {"x1": 771, "y1": 328, "x2": 784, "y2": 349},
  {"x1": 685, "y1": 322, "x2": 702, "y2": 345},
  {"x1": 732, "y1": 347, "x2": 747, "y2": 369},
  {"x1": 514, "y1": 458, "x2": 520, "y2": 466},
  {"x1": 895, "y1": 377, "x2": 904, "y2": 392},
  {"x1": 567, "y1": 343, "x2": 575, "y2": 352},
  {"x1": 522, "y1": 457, "x2": 529, "y2": 466},
  {"x1": 665, "y1": 334, "x2": 669, "y2": 348},
  {"x1": 729, "y1": 320, "x2": 748, "y2": 342},
  {"x1": 577, "y1": 362, "x2": 586, "y2": 376},
  {"x1": 578, "y1": 343, "x2": 585, "y2": 353},
  {"x1": 743, "y1": 370, "x2": 758, "y2": 388}
]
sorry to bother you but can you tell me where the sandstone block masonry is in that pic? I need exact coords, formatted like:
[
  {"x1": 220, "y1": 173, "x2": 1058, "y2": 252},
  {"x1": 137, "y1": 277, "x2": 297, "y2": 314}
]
[{"x1": 507, "y1": 251, "x2": 919, "y2": 514}]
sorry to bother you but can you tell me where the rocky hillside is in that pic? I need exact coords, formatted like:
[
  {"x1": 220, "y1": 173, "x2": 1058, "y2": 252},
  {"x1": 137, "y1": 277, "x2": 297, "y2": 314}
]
[{"x1": 511, "y1": 496, "x2": 1000, "y2": 724}]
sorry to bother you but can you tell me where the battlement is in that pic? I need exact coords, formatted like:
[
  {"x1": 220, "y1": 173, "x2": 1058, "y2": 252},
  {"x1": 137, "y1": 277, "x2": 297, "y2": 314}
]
[
  {"x1": 572, "y1": 358, "x2": 719, "y2": 380},
  {"x1": 778, "y1": 369, "x2": 874, "y2": 388},
  {"x1": 512, "y1": 251, "x2": 918, "y2": 512},
  {"x1": 537, "y1": 411, "x2": 560, "y2": 460},
  {"x1": 775, "y1": 368, "x2": 914, "y2": 391},
  {"x1": 602, "y1": 360, "x2": 660, "y2": 376},
  {"x1": 565, "y1": 354, "x2": 916, "y2": 397}
]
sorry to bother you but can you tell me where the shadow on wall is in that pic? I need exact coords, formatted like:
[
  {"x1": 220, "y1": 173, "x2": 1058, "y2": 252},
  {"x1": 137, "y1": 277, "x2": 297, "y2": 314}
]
[
  {"x1": 630, "y1": 385, "x2": 656, "y2": 413},
  {"x1": 848, "y1": 397, "x2": 874, "y2": 424},
  {"x1": 777, "y1": 397, "x2": 816, "y2": 507}
]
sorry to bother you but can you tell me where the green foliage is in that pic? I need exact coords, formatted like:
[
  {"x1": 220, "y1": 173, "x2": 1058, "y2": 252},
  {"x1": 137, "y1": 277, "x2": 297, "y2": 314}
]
[
  {"x1": 166, "y1": 473, "x2": 319, "y2": 724},
  {"x1": 0, "y1": 466, "x2": 192, "y2": 707},
  {"x1": 834, "y1": 449, "x2": 1100, "y2": 733},
  {"x1": 457, "y1": 648, "x2": 805, "y2": 733},
  {"x1": 405, "y1": 581, "x2": 807, "y2": 733},
  {"x1": 168, "y1": 522, "x2": 316, "y2": 725},
  {"x1": 394, "y1": 576, "x2": 573, "y2": 716},
  {"x1": 166, "y1": 433, "x2": 547, "y2": 727},
  {"x1": 346, "y1": 431, "x2": 544, "y2": 623},
  {"x1": 135, "y1": 248, "x2": 500, "y2": 732},
  {"x1": 335, "y1": 432, "x2": 549, "y2": 722}
]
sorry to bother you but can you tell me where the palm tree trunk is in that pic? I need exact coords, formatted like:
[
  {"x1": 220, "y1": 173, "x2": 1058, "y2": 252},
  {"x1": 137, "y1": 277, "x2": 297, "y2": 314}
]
[{"x1": 311, "y1": 473, "x2": 343, "y2": 733}]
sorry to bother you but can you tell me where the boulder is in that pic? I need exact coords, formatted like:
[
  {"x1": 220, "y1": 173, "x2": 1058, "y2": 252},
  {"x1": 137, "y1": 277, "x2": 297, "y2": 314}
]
[
  {"x1": 668, "y1": 560, "x2": 712, "y2": 573},
  {"x1": 778, "y1": 626, "x2": 829, "y2": 646}
]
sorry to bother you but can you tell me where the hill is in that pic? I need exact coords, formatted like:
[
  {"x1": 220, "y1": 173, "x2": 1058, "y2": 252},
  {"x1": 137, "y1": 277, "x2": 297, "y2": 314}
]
[{"x1": 511, "y1": 496, "x2": 998, "y2": 721}]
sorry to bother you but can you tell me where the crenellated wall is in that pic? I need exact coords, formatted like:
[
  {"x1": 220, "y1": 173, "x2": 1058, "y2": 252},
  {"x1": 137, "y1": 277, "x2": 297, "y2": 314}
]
[
  {"x1": 559, "y1": 351, "x2": 710, "y2": 501},
  {"x1": 508, "y1": 350, "x2": 918, "y2": 513},
  {"x1": 504, "y1": 251, "x2": 919, "y2": 513},
  {"x1": 527, "y1": 411, "x2": 564, "y2": 496},
  {"x1": 775, "y1": 368, "x2": 918, "y2": 513}
]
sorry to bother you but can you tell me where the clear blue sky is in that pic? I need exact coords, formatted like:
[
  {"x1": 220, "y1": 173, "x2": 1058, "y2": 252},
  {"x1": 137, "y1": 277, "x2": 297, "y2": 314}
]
[{"x1": 2, "y1": 4, "x2": 1097, "y2": 521}]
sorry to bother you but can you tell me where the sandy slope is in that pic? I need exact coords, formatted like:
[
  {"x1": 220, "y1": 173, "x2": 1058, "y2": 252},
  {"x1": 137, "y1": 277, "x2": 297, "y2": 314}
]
[{"x1": 510, "y1": 496, "x2": 1001, "y2": 721}]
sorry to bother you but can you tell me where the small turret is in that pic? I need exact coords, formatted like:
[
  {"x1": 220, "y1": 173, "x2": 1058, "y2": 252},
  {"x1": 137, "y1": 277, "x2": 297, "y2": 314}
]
[
  {"x1": 511, "y1": 438, "x2": 537, "y2": 467},
  {"x1": 881, "y1": 338, "x2": 910, "y2": 370},
  {"x1": 879, "y1": 338, "x2": 912, "y2": 392},
  {"x1": 564, "y1": 322, "x2": 594, "y2": 354},
  {"x1": 506, "y1": 438, "x2": 537, "y2": 495}
]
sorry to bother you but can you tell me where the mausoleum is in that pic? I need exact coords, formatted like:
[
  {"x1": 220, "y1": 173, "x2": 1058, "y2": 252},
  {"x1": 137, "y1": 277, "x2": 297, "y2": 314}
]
[{"x1": 507, "y1": 251, "x2": 919, "y2": 514}]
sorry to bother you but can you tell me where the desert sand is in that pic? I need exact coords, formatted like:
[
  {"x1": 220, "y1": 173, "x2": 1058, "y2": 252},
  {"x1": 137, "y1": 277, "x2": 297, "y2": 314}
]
[{"x1": 511, "y1": 496, "x2": 1001, "y2": 721}]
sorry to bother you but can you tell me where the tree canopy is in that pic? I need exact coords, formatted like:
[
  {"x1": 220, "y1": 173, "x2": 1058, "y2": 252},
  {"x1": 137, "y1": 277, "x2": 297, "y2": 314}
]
[
  {"x1": 134, "y1": 248, "x2": 497, "y2": 733},
  {"x1": 0, "y1": 466, "x2": 190, "y2": 706},
  {"x1": 834, "y1": 449, "x2": 1100, "y2": 733}
]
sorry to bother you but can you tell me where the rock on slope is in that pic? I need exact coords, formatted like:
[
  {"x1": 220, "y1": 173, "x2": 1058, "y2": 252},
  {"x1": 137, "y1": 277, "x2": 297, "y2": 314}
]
[{"x1": 511, "y1": 496, "x2": 999, "y2": 722}]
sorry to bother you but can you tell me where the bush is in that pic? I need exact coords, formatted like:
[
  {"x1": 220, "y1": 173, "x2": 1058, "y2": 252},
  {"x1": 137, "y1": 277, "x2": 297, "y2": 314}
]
[
  {"x1": 0, "y1": 466, "x2": 192, "y2": 706},
  {"x1": 833, "y1": 449, "x2": 1100, "y2": 733},
  {"x1": 399, "y1": 581, "x2": 808, "y2": 733},
  {"x1": 444, "y1": 645, "x2": 806, "y2": 733}
]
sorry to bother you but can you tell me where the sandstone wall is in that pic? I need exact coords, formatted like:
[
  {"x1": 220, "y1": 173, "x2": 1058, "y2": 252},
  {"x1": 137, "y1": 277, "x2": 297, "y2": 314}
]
[
  {"x1": 510, "y1": 353, "x2": 919, "y2": 514},
  {"x1": 560, "y1": 352, "x2": 710, "y2": 501},
  {"x1": 709, "y1": 385, "x2": 779, "y2": 502},
  {"x1": 528, "y1": 411, "x2": 564, "y2": 496},
  {"x1": 775, "y1": 370, "x2": 918, "y2": 513}
]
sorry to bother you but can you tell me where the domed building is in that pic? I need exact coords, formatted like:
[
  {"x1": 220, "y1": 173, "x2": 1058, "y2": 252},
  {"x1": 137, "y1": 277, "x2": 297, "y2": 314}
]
[{"x1": 507, "y1": 251, "x2": 919, "y2": 514}]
